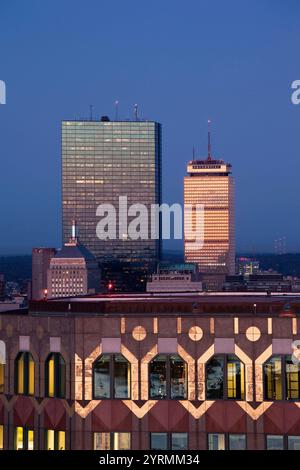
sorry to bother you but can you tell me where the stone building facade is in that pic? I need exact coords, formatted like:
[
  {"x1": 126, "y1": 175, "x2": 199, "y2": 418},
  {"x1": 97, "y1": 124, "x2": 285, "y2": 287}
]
[{"x1": 0, "y1": 294, "x2": 300, "y2": 450}]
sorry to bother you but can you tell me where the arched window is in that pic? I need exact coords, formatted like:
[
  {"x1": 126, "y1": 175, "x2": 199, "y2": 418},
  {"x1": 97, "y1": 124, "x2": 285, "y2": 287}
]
[
  {"x1": 149, "y1": 354, "x2": 187, "y2": 399},
  {"x1": 264, "y1": 355, "x2": 282, "y2": 400},
  {"x1": 93, "y1": 354, "x2": 130, "y2": 399},
  {"x1": 46, "y1": 429, "x2": 66, "y2": 450},
  {"x1": 206, "y1": 355, "x2": 245, "y2": 400},
  {"x1": 15, "y1": 352, "x2": 35, "y2": 395},
  {"x1": 286, "y1": 355, "x2": 300, "y2": 400},
  {"x1": 264, "y1": 355, "x2": 300, "y2": 400},
  {"x1": 45, "y1": 353, "x2": 66, "y2": 398}
]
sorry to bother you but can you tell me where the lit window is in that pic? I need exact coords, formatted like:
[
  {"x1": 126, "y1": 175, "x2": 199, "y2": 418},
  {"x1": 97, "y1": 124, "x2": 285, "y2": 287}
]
[
  {"x1": 264, "y1": 356, "x2": 282, "y2": 400},
  {"x1": 208, "y1": 433, "x2": 225, "y2": 450},
  {"x1": 0, "y1": 425, "x2": 3, "y2": 450},
  {"x1": 206, "y1": 355, "x2": 244, "y2": 400},
  {"x1": 14, "y1": 426, "x2": 34, "y2": 450},
  {"x1": 46, "y1": 430, "x2": 66, "y2": 450},
  {"x1": 264, "y1": 355, "x2": 300, "y2": 401},
  {"x1": 149, "y1": 354, "x2": 187, "y2": 399},
  {"x1": 93, "y1": 354, "x2": 130, "y2": 399},
  {"x1": 93, "y1": 432, "x2": 130, "y2": 450},
  {"x1": 15, "y1": 352, "x2": 35, "y2": 395},
  {"x1": 285, "y1": 356, "x2": 300, "y2": 400},
  {"x1": 45, "y1": 353, "x2": 66, "y2": 398}
]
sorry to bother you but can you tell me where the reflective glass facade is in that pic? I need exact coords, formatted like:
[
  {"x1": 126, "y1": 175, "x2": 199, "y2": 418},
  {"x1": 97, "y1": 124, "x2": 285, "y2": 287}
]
[
  {"x1": 62, "y1": 120, "x2": 162, "y2": 291},
  {"x1": 205, "y1": 355, "x2": 245, "y2": 400},
  {"x1": 150, "y1": 432, "x2": 188, "y2": 450},
  {"x1": 93, "y1": 353, "x2": 131, "y2": 399},
  {"x1": 149, "y1": 354, "x2": 187, "y2": 399}
]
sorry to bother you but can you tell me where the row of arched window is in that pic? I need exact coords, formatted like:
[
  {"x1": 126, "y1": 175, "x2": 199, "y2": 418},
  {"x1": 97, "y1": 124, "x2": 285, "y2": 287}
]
[
  {"x1": 14, "y1": 352, "x2": 65, "y2": 398},
  {"x1": 94, "y1": 353, "x2": 300, "y2": 401},
  {"x1": 0, "y1": 352, "x2": 299, "y2": 401}
]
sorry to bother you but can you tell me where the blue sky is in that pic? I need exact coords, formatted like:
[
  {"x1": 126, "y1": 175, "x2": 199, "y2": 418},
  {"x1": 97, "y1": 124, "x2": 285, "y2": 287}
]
[{"x1": 0, "y1": 0, "x2": 299, "y2": 254}]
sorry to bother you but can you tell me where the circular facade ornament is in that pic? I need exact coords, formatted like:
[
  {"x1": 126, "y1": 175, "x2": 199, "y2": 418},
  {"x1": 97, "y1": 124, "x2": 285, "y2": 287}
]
[
  {"x1": 246, "y1": 326, "x2": 261, "y2": 342},
  {"x1": 188, "y1": 326, "x2": 203, "y2": 341},
  {"x1": 132, "y1": 325, "x2": 147, "y2": 341}
]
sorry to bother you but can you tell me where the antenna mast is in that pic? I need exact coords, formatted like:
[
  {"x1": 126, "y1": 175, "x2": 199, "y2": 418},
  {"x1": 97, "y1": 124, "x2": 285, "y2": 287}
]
[
  {"x1": 71, "y1": 219, "x2": 77, "y2": 241},
  {"x1": 115, "y1": 100, "x2": 119, "y2": 120},
  {"x1": 134, "y1": 104, "x2": 138, "y2": 121},
  {"x1": 90, "y1": 104, "x2": 94, "y2": 121},
  {"x1": 207, "y1": 118, "x2": 212, "y2": 161}
]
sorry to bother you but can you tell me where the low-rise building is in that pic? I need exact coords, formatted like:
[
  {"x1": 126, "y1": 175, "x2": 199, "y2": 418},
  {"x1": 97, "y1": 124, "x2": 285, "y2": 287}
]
[
  {"x1": 47, "y1": 222, "x2": 101, "y2": 299},
  {"x1": 224, "y1": 272, "x2": 292, "y2": 292},
  {"x1": 0, "y1": 293, "x2": 300, "y2": 450},
  {"x1": 147, "y1": 263, "x2": 202, "y2": 293},
  {"x1": 236, "y1": 257, "x2": 260, "y2": 276}
]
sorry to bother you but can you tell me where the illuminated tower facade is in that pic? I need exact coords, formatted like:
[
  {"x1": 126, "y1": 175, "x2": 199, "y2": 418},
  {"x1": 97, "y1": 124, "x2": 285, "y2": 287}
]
[{"x1": 184, "y1": 122, "x2": 235, "y2": 290}]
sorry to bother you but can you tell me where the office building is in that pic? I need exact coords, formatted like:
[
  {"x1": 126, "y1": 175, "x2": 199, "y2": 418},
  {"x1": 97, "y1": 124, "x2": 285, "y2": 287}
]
[
  {"x1": 61, "y1": 116, "x2": 162, "y2": 291},
  {"x1": 31, "y1": 248, "x2": 56, "y2": 300},
  {"x1": 147, "y1": 262, "x2": 202, "y2": 293},
  {"x1": 236, "y1": 257, "x2": 260, "y2": 276},
  {"x1": 184, "y1": 123, "x2": 235, "y2": 290},
  {"x1": 224, "y1": 272, "x2": 292, "y2": 293},
  {"x1": 47, "y1": 224, "x2": 101, "y2": 299},
  {"x1": 0, "y1": 293, "x2": 300, "y2": 449}
]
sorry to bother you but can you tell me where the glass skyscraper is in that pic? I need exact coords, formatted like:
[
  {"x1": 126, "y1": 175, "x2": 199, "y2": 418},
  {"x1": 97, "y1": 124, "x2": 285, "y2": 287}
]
[{"x1": 61, "y1": 117, "x2": 162, "y2": 291}]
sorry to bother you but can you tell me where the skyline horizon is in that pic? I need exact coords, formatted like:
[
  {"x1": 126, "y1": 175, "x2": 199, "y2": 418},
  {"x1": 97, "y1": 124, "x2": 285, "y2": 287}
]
[
  {"x1": 1, "y1": 1, "x2": 299, "y2": 254},
  {"x1": 0, "y1": 112, "x2": 294, "y2": 256}
]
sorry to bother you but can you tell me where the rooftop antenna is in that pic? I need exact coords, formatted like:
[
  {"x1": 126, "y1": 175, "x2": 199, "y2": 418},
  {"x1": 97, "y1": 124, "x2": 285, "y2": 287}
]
[
  {"x1": 192, "y1": 145, "x2": 195, "y2": 161},
  {"x1": 90, "y1": 104, "x2": 94, "y2": 121},
  {"x1": 134, "y1": 104, "x2": 138, "y2": 121},
  {"x1": 71, "y1": 219, "x2": 77, "y2": 242},
  {"x1": 115, "y1": 100, "x2": 119, "y2": 120},
  {"x1": 207, "y1": 118, "x2": 212, "y2": 161}
]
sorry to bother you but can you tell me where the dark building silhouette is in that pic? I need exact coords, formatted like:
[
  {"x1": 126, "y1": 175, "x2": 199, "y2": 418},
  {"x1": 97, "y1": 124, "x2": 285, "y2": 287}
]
[{"x1": 31, "y1": 248, "x2": 56, "y2": 300}]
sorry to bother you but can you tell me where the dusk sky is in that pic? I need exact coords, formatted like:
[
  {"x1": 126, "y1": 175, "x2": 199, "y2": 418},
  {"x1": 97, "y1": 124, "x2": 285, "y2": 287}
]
[{"x1": 0, "y1": 0, "x2": 299, "y2": 254}]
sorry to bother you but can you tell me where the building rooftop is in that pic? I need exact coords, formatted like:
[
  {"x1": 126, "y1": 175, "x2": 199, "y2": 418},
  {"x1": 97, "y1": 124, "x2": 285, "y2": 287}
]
[
  {"x1": 188, "y1": 158, "x2": 230, "y2": 166},
  {"x1": 53, "y1": 242, "x2": 96, "y2": 261},
  {"x1": 158, "y1": 262, "x2": 198, "y2": 273},
  {"x1": 9, "y1": 291, "x2": 298, "y2": 317}
]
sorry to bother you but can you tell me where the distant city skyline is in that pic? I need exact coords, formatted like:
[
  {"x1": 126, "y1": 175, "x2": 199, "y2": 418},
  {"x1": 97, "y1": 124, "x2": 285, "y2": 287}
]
[{"x1": 0, "y1": 0, "x2": 299, "y2": 254}]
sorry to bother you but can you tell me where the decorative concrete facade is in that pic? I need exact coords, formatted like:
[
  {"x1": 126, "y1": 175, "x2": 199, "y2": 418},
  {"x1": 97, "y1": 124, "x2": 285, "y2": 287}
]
[{"x1": 0, "y1": 294, "x2": 300, "y2": 450}]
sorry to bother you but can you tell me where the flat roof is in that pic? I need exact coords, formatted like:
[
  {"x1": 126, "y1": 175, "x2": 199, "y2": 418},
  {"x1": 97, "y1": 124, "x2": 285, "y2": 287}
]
[
  {"x1": 49, "y1": 292, "x2": 300, "y2": 303},
  {"x1": 21, "y1": 291, "x2": 300, "y2": 318}
]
